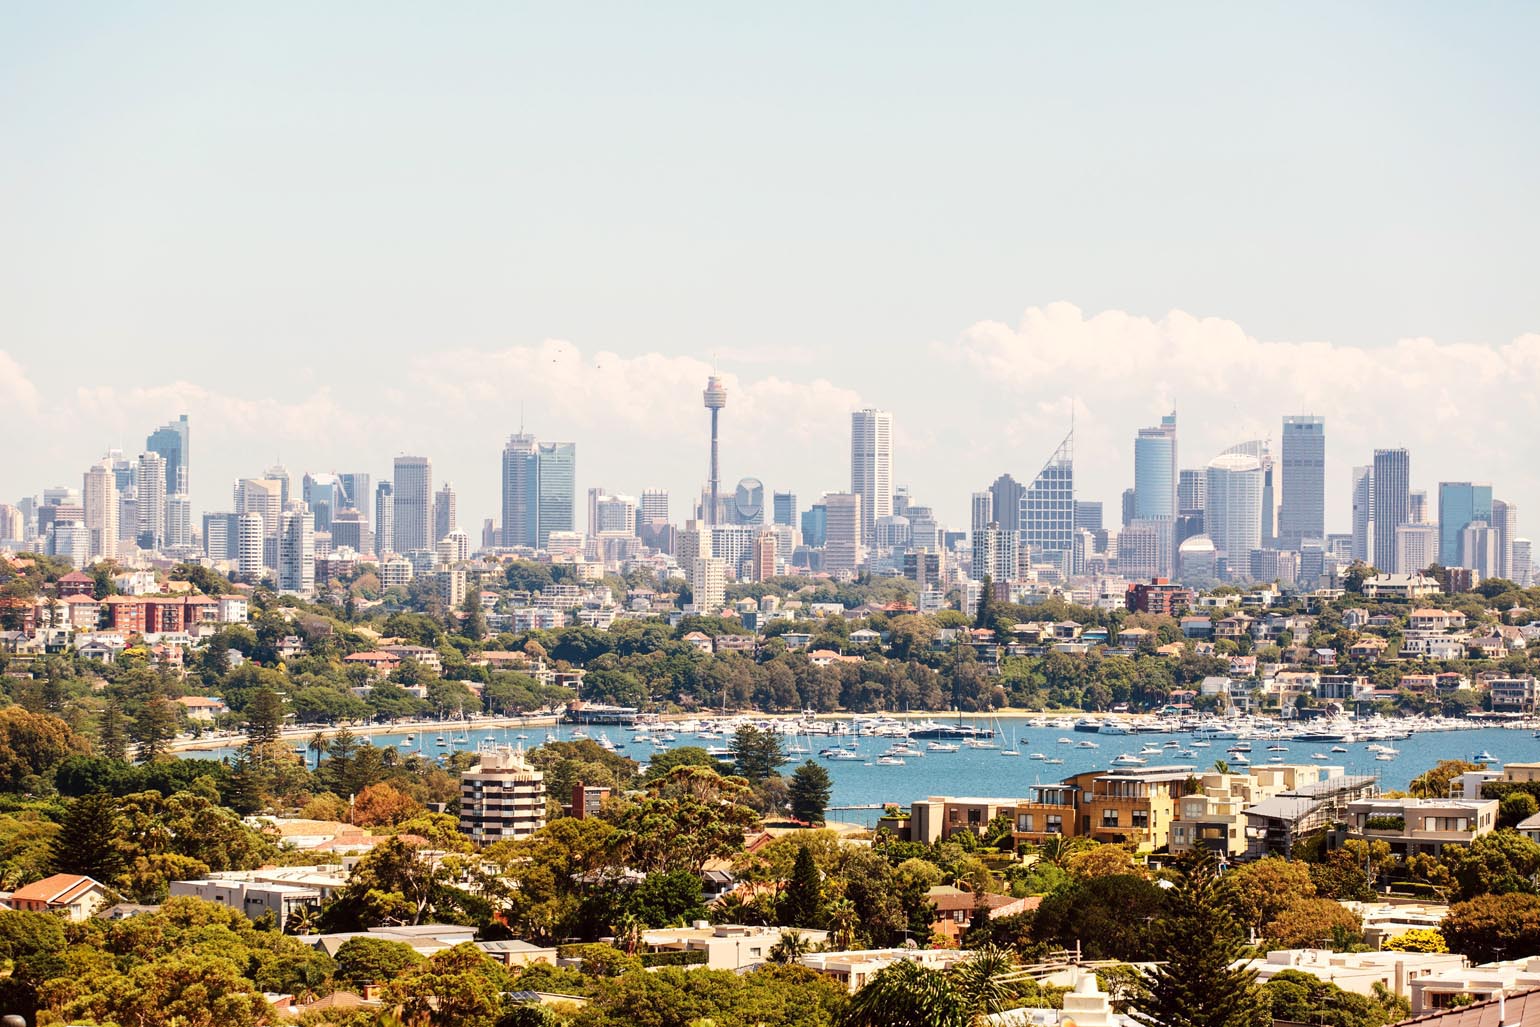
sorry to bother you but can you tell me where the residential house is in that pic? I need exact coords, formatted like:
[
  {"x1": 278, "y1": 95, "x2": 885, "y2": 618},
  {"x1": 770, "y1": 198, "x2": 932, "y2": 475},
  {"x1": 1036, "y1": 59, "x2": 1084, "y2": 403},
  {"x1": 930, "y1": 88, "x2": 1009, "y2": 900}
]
[
  {"x1": 1343, "y1": 797, "x2": 1497, "y2": 857},
  {"x1": 7, "y1": 874, "x2": 109, "y2": 921}
]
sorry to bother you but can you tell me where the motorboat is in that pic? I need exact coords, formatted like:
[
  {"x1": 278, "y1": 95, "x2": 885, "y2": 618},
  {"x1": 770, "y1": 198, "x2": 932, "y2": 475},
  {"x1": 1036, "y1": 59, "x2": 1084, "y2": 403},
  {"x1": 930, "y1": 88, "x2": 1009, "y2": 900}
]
[
  {"x1": 1112, "y1": 753, "x2": 1147, "y2": 766},
  {"x1": 927, "y1": 742, "x2": 960, "y2": 753},
  {"x1": 1310, "y1": 752, "x2": 1330, "y2": 760},
  {"x1": 1076, "y1": 740, "x2": 1100, "y2": 749},
  {"x1": 876, "y1": 756, "x2": 906, "y2": 767},
  {"x1": 1029, "y1": 752, "x2": 1047, "y2": 760},
  {"x1": 1000, "y1": 748, "x2": 1021, "y2": 757},
  {"x1": 1476, "y1": 750, "x2": 1498, "y2": 763},
  {"x1": 1045, "y1": 757, "x2": 1065, "y2": 764}
]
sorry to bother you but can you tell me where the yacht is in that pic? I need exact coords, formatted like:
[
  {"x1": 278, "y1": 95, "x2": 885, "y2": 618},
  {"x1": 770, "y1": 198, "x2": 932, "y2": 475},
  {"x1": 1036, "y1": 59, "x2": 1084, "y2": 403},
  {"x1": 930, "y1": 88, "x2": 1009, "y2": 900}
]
[
  {"x1": 1310, "y1": 752, "x2": 1330, "y2": 760},
  {"x1": 875, "y1": 756, "x2": 906, "y2": 767},
  {"x1": 1229, "y1": 752, "x2": 1250, "y2": 764},
  {"x1": 1112, "y1": 753, "x2": 1147, "y2": 766},
  {"x1": 1476, "y1": 750, "x2": 1498, "y2": 763},
  {"x1": 1331, "y1": 745, "x2": 1349, "y2": 753},
  {"x1": 1000, "y1": 748, "x2": 1021, "y2": 758},
  {"x1": 1057, "y1": 737, "x2": 1074, "y2": 745},
  {"x1": 1029, "y1": 752, "x2": 1047, "y2": 760},
  {"x1": 927, "y1": 742, "x2": 960, "y2": 753},
  {"x1": 1045, "y1": 757, "x2": 1065, "y2": 764},
  {"x1": 1076, "y1": 740, "x2": 1100, "y2": 749}
]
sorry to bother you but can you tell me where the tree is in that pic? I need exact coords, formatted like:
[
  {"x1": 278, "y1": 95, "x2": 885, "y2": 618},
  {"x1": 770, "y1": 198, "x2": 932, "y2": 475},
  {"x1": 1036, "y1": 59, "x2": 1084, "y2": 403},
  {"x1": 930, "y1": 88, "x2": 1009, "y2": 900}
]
[
  {"x1": 460, "y1": 587, "x2": 488, "y2": 641},
  {"x1": 781, "y1": 845, "x2": 823, "y2": 928},
  {"x1": 1264, "y1": 898, "x2": 1363, "y2": 950},
  {"x1": 1408, "y1": 760, "x2": 1483, "y2": 799},
  {"x1": 352, "y1": 781, "x2": 423, "y2": 827},
  {"x1": 1262, "y1": 970, "x2": 1408, "y2": 1027},
  {"x1": 625, "y1": 869, "x2": 707, "y2": 928},
  {"x1": 243, "y1": 687, "x2": 286, "y2": 748},
  {"x1": 1031, "y1": 874, "x2": 1167, "y2": 961},
  {"x1": 1440, "y1": 830, "x2": 1540, "y2": 902},
  {"x1": 130, "y1": 695, "x2": 181, "y2": 763},
  {"x1": 789, "y1": 761, "x2": 833, "y2": 825},
  {"x1": 0, "y1": 706, "x2": 86, "y2": 789},
  {"x1": 49, "y1": 791, "x2": 125, "y2": 881},
  {"x1": 1442, "y1": 893, "x2": 1540, "y2": 963},
  {"x1": 385, "y1": 943, "x2": 510, "y2": 1027},
  {"x1": 98, "y1": 701, "x2": 130, "y2": 762},
  {"x1": 1066, "y1": 844, "x2": 1145, "y2": 880},
  {"x1": 1131, "y1": 853, "x2": 1265, "y2": 1027},
  {"x1": 730, "y1": 725, "x2": 785, "y2": 782},
  {"x1": 952, "y1": 945, "x2": 1022, "y2": 1024},
  {"x1": 333, "y1": 935, "x2": 426, "y2": 989},
  {"x1": 612, "y1": 765, "x2": 761, "y2": 874},
  {"x1": 1499, "y1": 792, "x2": 1539, "y2": 829},
  {"x1": 840, "y1": 958, "x2": 968, "y2": 1027},
  {"x1": 768, "y1": 929, "x2": 813, "y2": 964},
  {"x1": 1382, "y1": 928, "x2": 1448, "y2": 953}
]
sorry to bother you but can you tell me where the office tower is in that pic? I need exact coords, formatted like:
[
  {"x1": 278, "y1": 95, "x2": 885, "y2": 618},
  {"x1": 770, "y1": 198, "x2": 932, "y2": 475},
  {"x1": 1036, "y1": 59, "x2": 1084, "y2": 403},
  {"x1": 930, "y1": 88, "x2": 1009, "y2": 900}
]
[
  {"x1": 874, "y1": 514, "x2": 911, "y2": 550},
  {"x1": 1492, "y1": 499, "x2": 1518, "y2": 580},
  {"x1": 165, "y1": 494, "x2": 193, "y2": 548},
  {"x1": 642, "y1": 488, "x2": 670, "y2": 524},
  {"x1": 1204, "y1": 454, "x2": 1263, "y2": 563},
  {"x1": 1074, "y1": 501, "x2": 1103, "y2": 533},
  {"x1": 1022, "y1": 428, "x2": 1074, "y2": 561},
  {"x1": 595, "y1": 494, "x2": 638, "y2": 535},
  {"x1": 1177, "y1": 534, "x2": 1218, "y2": 584},
  {"x1": 1513, "y1": 539, "x2": 1533, "y2": 587},
  {"x1": 0, "y1": 504, "x2": 23, "y2": 542},
  {"x1": 302, "y1": 473, "x2": 341, "y2": 531},
  {"x1": 438, "y1": 529, "x2": 470, "y2": 565},
  {"x1": 434, "y1": 483, "x2": 457, "y2": 543},
  {"x1": 678, "y1": 518, "x2": 710, "y2": 574},
  {"x1": 135, "y1": 451, "x2": 167, "y2": 550},
  {"x1": 1409, "y1": 490, "x2": 1429, "y2": 525},
  {"x1": 700, "y1": 375, "x2": 729, "y2": 528},
  {"x1": 850, "y1": 409, "x2": 893, "y2": 543},
  {"x1": 585, "y1": 487, "x2": 605, "y2": 538},
  {"x1": 971, "y1": 522, "x2": 1019, "y2": 584},
  {"x1": 1371, "y1": 449, "x2": 1410, "y2": 573},
  {"x1": 971, "y1": 491, "x2": 994, "y2": 534},
  {"x1": 264, "y1": 464, "x2": 292, "y2": 508},
  {"x1": 732, "y1": 478, "x2": 765, "y2": 525},
  {"x1": 202, "y1": 512, "x2": 237, "y2": 561},
  {"x1": 117, "y1": 495, "x2": 137, "y2": 544},
  {"x1": 500, "y1": 433, "x2": 538, "y2": 548},
  {"x1": 823, "y1": 492, "x2": 863, "y2": 577},
  {"x1": 907, "y1": 506, "x2": 940, "y2": 551},
  {"x1": 49, "y1": 520, "x2": 90, "y2": 568},
  {"x1": 1351, "y1": 466, "x2": 1374, "y2": 564},
  {"x1": 535, "y1": 443, "x2": 576, "y2": 547},
  {"x1": 459, "y1": 748, "x2": 546, "y2": 843},
  {"x1": 988, "y1": 474, "x2": 1024, "y2": 534},
  {"x1": 1118, "y1": 519, "x2": 1170, "y2": 580},
  {"x1": 146, "y1": 414, "x2": 190, "y2": 495},
  {"x1": 1134, "y1": 412, "x2": 1178, "y2": 521},
  {"x1": 1280, "y1": 415, "x2": 1325, "y2": 549},
  {"x1": 278, "y1": 509, "x2": 316, "y2": 596},
  {"x1": 1177, "y1": 469, "x2": 1207, "y2": 513},
  {"x1": 1216, "y1": 439, "x2": 1274, "y2": 547},
  {"x1": 1460, "y1": 521, "x2": 1497, "y2": 580},
  {"x1": 338, "y1": 473, "x2": 371, "y2": 515},
  {"x1": 374, "y1": 482, "x2": 394, "y2": 557},
  {"x1": 751, "y1": 531, "x2": 778, "y2": 582},
  {"x1": 331, "y1": 508, "x2": 371, "y2": 555},
  {"x1": 392, "y1": 456, "x2": 432, "y2": 554},
  {"x1": 1121, "y1": 488, "x2": 1136, "y2": 528},
  {"x1": 82, "y1": 461, "x2": 118, "y2": 561},
  {"x1": 237, "y1": 512, "x2": 265, "y2": 578},
  {"x1": 108, "y1": 453, "x2": 136, "y2": 492},
  {"x1": 236, "y1": 478, "x2": 284, "y2": 538},
  {"x1": 1395, "y1": 524, "x2": 1439, "y2": 576},
  {"x1": 771, "y1": 491, "x2": 797, "y2": 528},
  {"x1": 801, "y1": 503, "x2": 827, "y2": 548},
  {"x1": 1437, "y1": 482, "x2": 1492, "y2": 567}
]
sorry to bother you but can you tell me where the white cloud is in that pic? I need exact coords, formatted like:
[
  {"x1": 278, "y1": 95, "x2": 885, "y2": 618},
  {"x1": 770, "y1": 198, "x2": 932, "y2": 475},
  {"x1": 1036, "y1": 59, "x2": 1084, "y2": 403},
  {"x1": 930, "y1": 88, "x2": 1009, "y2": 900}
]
[{"x1": 0, "y1": 350, "x2": 41, "y2": 416}]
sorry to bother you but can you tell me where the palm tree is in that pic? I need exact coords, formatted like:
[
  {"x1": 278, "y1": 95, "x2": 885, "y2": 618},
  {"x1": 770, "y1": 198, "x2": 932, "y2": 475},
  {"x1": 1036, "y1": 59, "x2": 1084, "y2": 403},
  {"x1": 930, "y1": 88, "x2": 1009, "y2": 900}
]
[
  {"x1": 1213, "y1": 758, "x2": 1231, "y2": 774},
  {"x1": 308, "y1": 730, "x2": 329, "y2": 770},
  {"x1": 612, "y1": 912, "x2": 645, "y2": 956},
  {"x1": 839, "y1": 959, "x2": 968, "y2": 1027},
  {"x1": 951, "y1": 945, "x2": 1022, "y2": 1024},
  {"x1": 286, "y1": 905, "x2": 322, "y2": 935},
  {"x1": 768, "y1": 929, "x2": 812, "y2": 964},
  {"x1": 826, "y1": 897, "x2": 860, "y2": 951}
]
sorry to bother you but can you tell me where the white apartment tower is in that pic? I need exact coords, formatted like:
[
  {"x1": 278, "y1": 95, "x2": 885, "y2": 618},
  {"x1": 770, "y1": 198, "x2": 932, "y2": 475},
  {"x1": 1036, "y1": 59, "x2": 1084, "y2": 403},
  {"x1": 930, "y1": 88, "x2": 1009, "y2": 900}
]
[
  {"x1": 278, "y1": 509, "x2": 316, "y2": 596},
  {"x1": 850, "y1": 409, "x2": 893, "y2": 544},
  {"x1": 459, "y1": 748, "x2": 547, "y2": 844},
  {"x1": 82, "y1": 461, "x2": 118, "y2": 562},
  {"x1": 135, "y1": 451, "x2": 167, "y2": 550}
]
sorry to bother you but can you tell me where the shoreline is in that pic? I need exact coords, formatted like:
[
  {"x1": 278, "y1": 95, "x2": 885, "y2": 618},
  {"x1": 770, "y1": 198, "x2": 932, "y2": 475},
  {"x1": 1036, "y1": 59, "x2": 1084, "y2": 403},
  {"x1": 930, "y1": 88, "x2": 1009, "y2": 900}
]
[{"x1": 170, "y1": 713, "x2": 562, "y2": 753}]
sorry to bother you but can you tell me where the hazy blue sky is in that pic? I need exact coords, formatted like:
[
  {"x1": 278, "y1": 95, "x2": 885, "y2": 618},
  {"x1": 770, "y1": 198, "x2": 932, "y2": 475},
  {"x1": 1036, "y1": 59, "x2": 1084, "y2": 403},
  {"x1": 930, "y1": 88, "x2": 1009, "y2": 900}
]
[{"x1": 4, "y1": 4, "x2": 1539, "y2": 532}]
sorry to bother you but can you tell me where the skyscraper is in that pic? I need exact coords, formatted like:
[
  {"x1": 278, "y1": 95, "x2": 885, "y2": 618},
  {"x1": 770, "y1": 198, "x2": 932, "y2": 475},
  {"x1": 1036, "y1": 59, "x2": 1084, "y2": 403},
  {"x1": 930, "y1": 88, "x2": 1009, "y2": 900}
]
[
  {"x1": 1438, "y1": 482, "x2": 1493, "y2": 567},
  {"x1": 850, "y1": 409, "x2": 893, "y2": 544},
  {"x1": 146, "y1": 414, "x2": 190, "y2": 495},
  {"x1": 1177, "y1": 469, "x2": 1207, "y2": 514},
  {"x1": 236, "y1": 477, "x2": 284, "y2": 539},
  {"x1": 642, "y1": 488, "x2": 670, "y2": 524},
  {"x1": 1279, "y1": 415, "x2": 1325, "y2": 549},
  {"x1": 338, "y1": 472, "x2": 371, "y2": 515},
  {"x1": 989, "y1": 474, "x2": 1023, "y2": 534},
  {"x1": 1021, "y1": 428, "x2": 1074, "y2": 563},
  {"x1": 704, "y1": 376, "x2": 727, "y2": 527},
  {"x1": 434, "y1": 483, "x2": 457, "y2": 543},
  {"x1": 302, "y1": 472, "x2": 341, "y2": 531},
  {"x1": 535, "y1": 443, "x2": 576, "y2": 548},
  {"x1": 135, "y1": 451, "x2": 167, "y2": 550},
  {"x1": 165, "y1": 494, "x2": 193, "y2": 548},
  {"x1": 374, "y1": 481, "x2": 394, "y2": 557},
  {"x1": 278, "y1": 509, "x2": 316, "y2": 596},
  {"x1": 1134, "y1": 412, "x2": 1178, "y2": 521},
  {"x1": 801, "y1": 503, "x2": 827, "y2": 548},
  {"x1": 237, "y1": 511, "x2": 265, "y2": 578},
  {"x1": 1204, "y1": 454, "x2": 1263, "y2": 564},
  {"x1": 1073, "y1": 501, "x2": 1103, "y2": 532},
  {"x1": 823, "y1": 492, "x2": 863, "y2": 577},
  {"x1": 500, "y1": 433, "x2": 538, "y2": 548},
  {"x1": 771, "y1": 491, "x2": 796, "y2": 528},
  {"x1": 1492, "y1": 499, "x2": 1518, "y2": 581},
  {"x1": 971, "y1": 491, "x2": 994, "y2": 534},
  {"x1": 1351, "y1": 466, "x2": 1374, "y2": 564},
  {"x1": 82, "y1": 461, "x2": 118, "y2": 562},
  {"x1": 1371, "y1": 448, "x2": 1410, "y2": 573},
  {"x1": 392, "y1": 456, "x2": 433, "y2": 554}
]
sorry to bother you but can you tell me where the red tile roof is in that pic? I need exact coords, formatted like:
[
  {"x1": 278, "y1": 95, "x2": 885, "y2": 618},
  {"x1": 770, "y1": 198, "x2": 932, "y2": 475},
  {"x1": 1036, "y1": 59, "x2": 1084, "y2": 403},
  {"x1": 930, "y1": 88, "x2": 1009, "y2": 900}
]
[
  {"x1": 1391, "y1": 989, "x2": 1540, "y2": 1027},
  {"x1": 11, "y1": 873, "x2": 102, "y2": 905}
]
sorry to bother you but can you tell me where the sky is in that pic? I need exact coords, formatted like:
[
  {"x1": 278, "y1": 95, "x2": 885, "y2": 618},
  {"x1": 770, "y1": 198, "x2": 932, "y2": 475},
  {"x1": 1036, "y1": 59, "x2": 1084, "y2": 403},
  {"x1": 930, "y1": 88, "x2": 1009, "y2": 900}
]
[{"x1": 3, "y1": 4, "x2": 1539, "y2": 536}]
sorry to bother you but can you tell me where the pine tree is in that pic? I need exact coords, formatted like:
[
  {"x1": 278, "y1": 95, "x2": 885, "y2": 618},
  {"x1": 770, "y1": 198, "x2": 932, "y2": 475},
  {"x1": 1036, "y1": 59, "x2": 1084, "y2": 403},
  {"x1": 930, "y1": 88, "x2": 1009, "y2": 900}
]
[
  {"x1": 50, "y1": 792, "x2": 125, "y2": 881},
  {"x1": 460, "y1": 587, "x2": 487, "y2": 641},
  {"x1": 244, "y1": 687, "x2": 286, "y2": 756},
  {"x1": 789, "y1": 760, "x2": 833, "y2": 824},
  {"x1": 130, "y1": 694, "x2": 179, "y2": 763},
  {"x1": 780, "y1": 844, "x2": 823, "y2": 928},
  {"x1": 1132, "y1": 852, "x2": 1266, "y2": 1027},
  {"x1": 975, "y1": 575, "x2": 995, "y2": 629},
  {"x1": 98, "y1": 700, "x2": 129, "y2": 762}
]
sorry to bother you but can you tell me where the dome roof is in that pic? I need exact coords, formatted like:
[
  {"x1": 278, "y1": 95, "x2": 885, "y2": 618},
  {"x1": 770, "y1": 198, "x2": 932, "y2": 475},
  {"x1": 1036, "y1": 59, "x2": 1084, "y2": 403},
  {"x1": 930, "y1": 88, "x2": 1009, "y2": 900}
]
[
  {"x1": 1179, "y1": 533, "x2": 1217, "y2": 553},
  {"x1": 1207, "y1": 452, "x2": 1262, "y2": 473}
]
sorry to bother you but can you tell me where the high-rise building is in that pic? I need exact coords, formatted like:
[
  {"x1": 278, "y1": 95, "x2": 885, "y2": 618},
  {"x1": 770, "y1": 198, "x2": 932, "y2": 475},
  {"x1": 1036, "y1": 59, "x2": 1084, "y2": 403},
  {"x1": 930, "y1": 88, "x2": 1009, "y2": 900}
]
[
  {"x1": 82, "y1": 461, "x2": 118, "y2": 562},
  {"x1": 1460, "y1": 521, "x2": 1497, "y2": 580},
  {"x1": 1492, "y1": 499, "x2": 1518, "y2": 581},
  {"x1": 772, "y1": 491, "x2": 797, "y2": 528},
  {"x1": 49, "y1": 520, "x2": 90, "y2": 568},
  {"x1": 641, "y1": 488, "x2": 670, "y2": 524},
  {"x1": 1512, "y1": 538, "x2": 1533, "y2": 587},
  {"x1": 392, "y1": 456, "x2": 433, "y2": 554},
  {"x1": 801, "y1": 504, "x2": 827, "y2": 548},
  {"x1": 731, "y1": 478, "x2": 765, "y2": 525},
  {"x1": 1280, "y1": 415, "x2": 1325, "y2": 549},
  {"x1": 135, "y1": 451, "x2": 167, "y2": 550},
  {"x1": 338, "y1": 473, "x2": 371, "y2": 515},
  {"x1": 1021, "y1": 428, "x2": 1074, "y2": 562},
  {"x1": 691, "y1": 557, "x2": 727, "y2": 612},
  {"x1": 264, "y1": 464, "x2": 292, "y2": 508},
  {"x1": 146, "y1": 414, "x2": 190, "y2": 495},
  {"x1": 823, "y1": 492, "x2": 863, "y2": 578},
  {"x1": 202, "y1": 512, "x2": 237, "y2": 561},
  {"x1": 302, "y1": 473, "x2": 342, "y2": 531},
  {"x1": 971, "y1": 491, "x2": 994, "y2": 534},
  {"x1": 1351, "y1": 466, "x2": 1374, "y2": 564},
  {"x1": 1121, "y1": 488, "x2": 1136, "y2": 529},
  {"x1": 1134, "y1": 412, "x2": 1178, "y2": 522},
  {"x1": 595, "y1": 494, "x2": 638, "y2": 535},
  {"x1": 1204, "y1": 454, "x2": 1263, "y2": 564},
  {"x1": 1177, "y1": 469, "x2": 1207, "y2": 513},
  {"x1": 1074, "y1": 501, "x2": 1103, "y2": 533},
  {"x1": 1437, "y1": 482, "x2": 1492, "y2": 567},
  {"x1": 1409, "y1": 490, "x2": 1429, "y2": 525},
  {"x1": 1118, "y1": 519, "x2": 1170, "y2": 581},
  {"x1": 459, "y1": 748, "x2": 546, "y2": 843},
  {"x1": 751, "y1": 531, "x2": 778, "y2": 582},
  {"x1": 374, "y1": 482, "x2": 394, "y2": 557},
  {"x1": 971, "y1": 522, "x2": 1019, "y2": 584},
  {"x1": 237, "y1": 478, "x2": 284, "y2": 539},
  {"x1": 165, "y1": 494, "x2": 193, "y2": 548},
  {"x1": 851, "y1": 409, "x2": 893, "y2": 544},
  {"x1": 703, "y1": 376, "x2": 728, "y2": 527},
  {"x1": 535, "y1": 443, "x2": 576, "y2": 548},
  {"x1": 1395, "y1": 524, "x2": 1439, "y2": 576},
  {"x1": 331, "y1": 508, "x2": 371, "y2": 556},
  {"x1": 278, "y1": 509, "x2": 316, "y2": 596},
  {"x1": 1371, "y1": 449, "x2": 1410, "y2": 573},
  {"x1": 500, "y1": 433, "x2": 538, "y2": 548},
  {"x1": 434, "y1": 483, "x2": 457, "y2": 543},
  {"x1": 989, "y1": 474, "x2": 1023, "y2": 534},
  {"x1": 237, "y1": 512, "x2": 265, "y2": 579}
]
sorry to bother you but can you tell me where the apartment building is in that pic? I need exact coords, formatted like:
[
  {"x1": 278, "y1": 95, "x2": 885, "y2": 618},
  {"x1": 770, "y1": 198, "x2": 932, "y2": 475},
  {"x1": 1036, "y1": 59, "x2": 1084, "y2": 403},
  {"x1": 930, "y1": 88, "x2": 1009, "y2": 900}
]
[
  {"x1": 459, "y1": 747, "x2": 546, "y2": 844},
  {"x1": 1343, "y1": 797, "x2": 1497, "y2": 857}
]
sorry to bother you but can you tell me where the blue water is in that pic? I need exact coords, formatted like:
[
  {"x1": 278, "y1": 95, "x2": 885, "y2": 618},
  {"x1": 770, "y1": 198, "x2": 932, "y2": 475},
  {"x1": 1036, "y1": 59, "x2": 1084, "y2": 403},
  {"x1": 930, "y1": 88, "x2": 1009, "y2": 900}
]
[{"x1": 199, "y1": 718, "x2": 1538, "y2": 824}]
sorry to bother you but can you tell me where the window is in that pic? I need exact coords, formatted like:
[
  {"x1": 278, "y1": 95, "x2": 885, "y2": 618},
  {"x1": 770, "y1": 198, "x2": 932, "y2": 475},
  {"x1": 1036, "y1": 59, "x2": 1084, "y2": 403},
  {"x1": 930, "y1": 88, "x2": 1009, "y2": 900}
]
[
  {"x1": 1102, "y1": 809, "x2": 1120, "y2": 828},
  {"x1": 1132, "y1": 810, "x2": 1149, "y2": 829},
  {"x1": 1046, "y1": 815, "x2": 1063, "y2": 834},
  {"x1": 1018, "y1": 814, "x2": 1034, "y2": 833}
]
